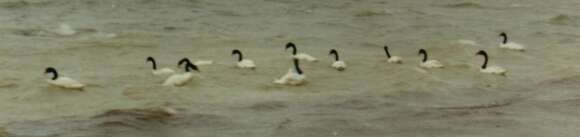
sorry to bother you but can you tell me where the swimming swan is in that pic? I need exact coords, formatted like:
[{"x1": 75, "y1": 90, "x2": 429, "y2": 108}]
[
  {"x1": 45, "y1": 67, "x2": 85, "y2": 89},
  {"x1": 499, "y1": 32, "x2": 525, "y2": 51},
  {"x1": 418, "y1": 49, "x2": 444, "y2": 68},
  {"x1": 476, "y1": 50, "x2": 507, "y2": 75},
  {"x1": 163, "y1": 59, "x2": 200, "y2": 86},
  {"x1": 329, "y1": 49, "x2": 346, "y2": 71},
  {"x1": 232, "y1": 49, "x2": 256, "y2": 69}
]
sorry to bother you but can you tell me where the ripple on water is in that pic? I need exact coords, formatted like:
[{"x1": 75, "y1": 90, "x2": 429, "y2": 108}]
[
  {"x1": 247, "y1": 101, "x2": 288, "y2": 112},
  {"x1": 548, "y1": 14, "x2": 577, "y2": 26},
  {"x1": 439, "y1": 2, "x2": 485, "y2": 9}
]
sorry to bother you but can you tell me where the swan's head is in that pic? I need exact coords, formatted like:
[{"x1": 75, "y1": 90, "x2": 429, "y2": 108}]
[
  {"x1": 285, "y1": 42, "x2": 297, "y2": 55},
  {"x1": 178, "y1": 58, "x2": 192, "y2": 67},
  {"x1": 499, "y1": 32, "x2": 507, "y2": 38},
  {"x1": 232, "y1": 49, "x2": 242, "y2": 55},
  {"x1": 329, "y1": 49, "x2": 338, "y2": 55},
  {"x1": 45, "y1": 67, "x2": 58, "y2": 80},
  {"x1": 146, "y1": 56, "x2": 154, "y2": 62},
  {"x1": 285, "y1": 42, "x2": 296, "y2": 50},
  {"x1": 476, "y1": 50, "x2": 487, "y2": 56},
  {"x1": 45, "y1": 67, "x2": 56, "y2": 74},
  {"x1": 418, "y1": 49, "x2": 427, "y2": 55},
  {"x1": 232, "y1": 49, "x2": 243, "y2": 61}
]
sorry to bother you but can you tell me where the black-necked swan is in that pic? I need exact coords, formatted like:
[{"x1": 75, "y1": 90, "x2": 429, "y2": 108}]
[
  {"x1": 44, "y1": 67, "x2": 84, "y2": 89},
  {"x1": 499, "y1": 32, "x2": 525, "y2": 51},
  {"x1": 328, "y1": 49, "x2": 346, "y2": 71},
  {"x1": 476, "y1": 50, "x2": 507, "y2": 75},
  {"x1": 285, "y1": 42, "x2": 317, "y2": 62},
  {"x1": 418, "y1": 49, "x2": 444, "y2": 68},
  {"x1": 274, "y1": 59, "x2": 306, "y2": 85},
  {"x1": 146, "y1": 56, "x2": 175, "y2": 75},
  {"x1": 232, "y1": 49, "x2": 256, "y2": 69},
  {"x1": 384, "y1": 46, "x2": 403, "y2": 64},
  {"x1": 163, "y1": 59, "x2": 200, "y2": 86}
]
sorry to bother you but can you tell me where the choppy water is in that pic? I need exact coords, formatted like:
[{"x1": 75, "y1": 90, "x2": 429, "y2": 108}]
[{"x1": 1, "y1": 0, "x2": 580, "y2": 136}]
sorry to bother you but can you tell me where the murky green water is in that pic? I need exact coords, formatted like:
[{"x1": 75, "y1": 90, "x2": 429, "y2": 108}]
[{"x1": 1, "y1": 0, "x2": 580, "y2": 136}]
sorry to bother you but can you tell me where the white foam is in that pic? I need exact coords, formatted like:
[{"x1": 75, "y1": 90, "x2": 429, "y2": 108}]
[
  {"x1": 457, "y1": 39, "x2": 479, "y2": 46},
  {"x1": 54, "y1": 23, "x2": 76, "y2": 36}
]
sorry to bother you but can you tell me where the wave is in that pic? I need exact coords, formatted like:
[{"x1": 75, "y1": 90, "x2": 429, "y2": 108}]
[
  {"x1": 548, "y1": 14, "x2": 577, "y2": 26},
  {"x1": 440, "y1": 2, "x2": 485, "y2": 9}
]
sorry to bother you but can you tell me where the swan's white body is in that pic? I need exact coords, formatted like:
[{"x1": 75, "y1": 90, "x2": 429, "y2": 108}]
[
  {"x1": 273, "y1": 69, "x2": 306, "y2": 85},
  {"x1": 152, "y1": 68, "x2": 175, "y2": 76},
  {"x1": 387, "y1": 56, "x2": 403, "y2": 64},
  {"x1": 500, "y1": 42, "x2": 525, "y2": 51},
  {"x1": 331, "y1": 61, "x2": 347, "y2": 71},
  {"x1": 420, "y1": 60, "x2": 444, "y2": 68},
  {"x1": 162, "y1": 72, "x2": 195, "y2": 87},
  {"x1": 293, "y1": 53, "x2": 317, "y2": 62},
  {"x1": 237, "y1": 59, "x2": 256, "y2": 69},
  {"x1": 480, "y1": 66, "x2": 507, "y2": 75},
  {"x1": 193, "y1": 60, "x2": 213, "y2": 66},
  {"x1": 47, "y1": 77, "x2": 84, "y2": 89}
]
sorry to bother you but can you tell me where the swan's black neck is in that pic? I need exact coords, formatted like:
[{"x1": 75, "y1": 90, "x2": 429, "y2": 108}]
[
  {"x1": 384, "y1": 46, "x2": 392, "y2": 58},
  {"x1": 476, "y1": 50, "x2": 489, "y2": 69},
  {"x1": 232, "y1": 50, "x2": 243, "y2": 62},
  {"x1": 146, "y1": 57, "x2": 157, "y2": 70},
  {"x1": 500, "y1": 32, "x2": 508, "y2": 44},
  {"x1": 419, "y1": 49, "x2": 428, "y2": 62},
  {"x1": 329, "y1": 49, "x2": 339, "y2": 61},
  {"x1": 293, "y1": 59, "x2": 303, "y2": 75},
  {"x1": 286, "y1": 42, "x2": 297, "y2": 55},
  {"x1": 45, "y1": 67, "x2": 58, "y2": 80},
  {"x1": 178, "y1": 58, "x2": 191, "y2": 68}
]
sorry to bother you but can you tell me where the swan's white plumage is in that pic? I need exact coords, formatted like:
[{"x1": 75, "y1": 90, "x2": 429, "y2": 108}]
[
  {"x1": 293, "y1": 53, "x2": 317, "y2": 62},
  {"x1": 420, "y1": 60, "x2": 444, "y2": 68},
  {"x1": 331, "y1": 61, "x2": 346, "y2": 71},
  {"x1": 500, "y1": 42, "x2": 525, "y2": 51},
  {"x1": 387, "y1": 56, "x2": 403, "y2": 64},
  {"x1": 237, "y1": 59, "x2": 256, "y2": 69},
  {"x1": 152, "y1": 68, "x2": 175, "y2": 76},
  {"x1": 480, "y1": 66, "x2": 507, "y2": 75},
  {"x1": 273, "y1": 69, "x2": 306, "y2": 85},
  {"x1": 162, "y1": 72, "x2": 195, "y2": 86},
  {"x1": 47, "y1": 77, "x2": 84, "y2": 89}
]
